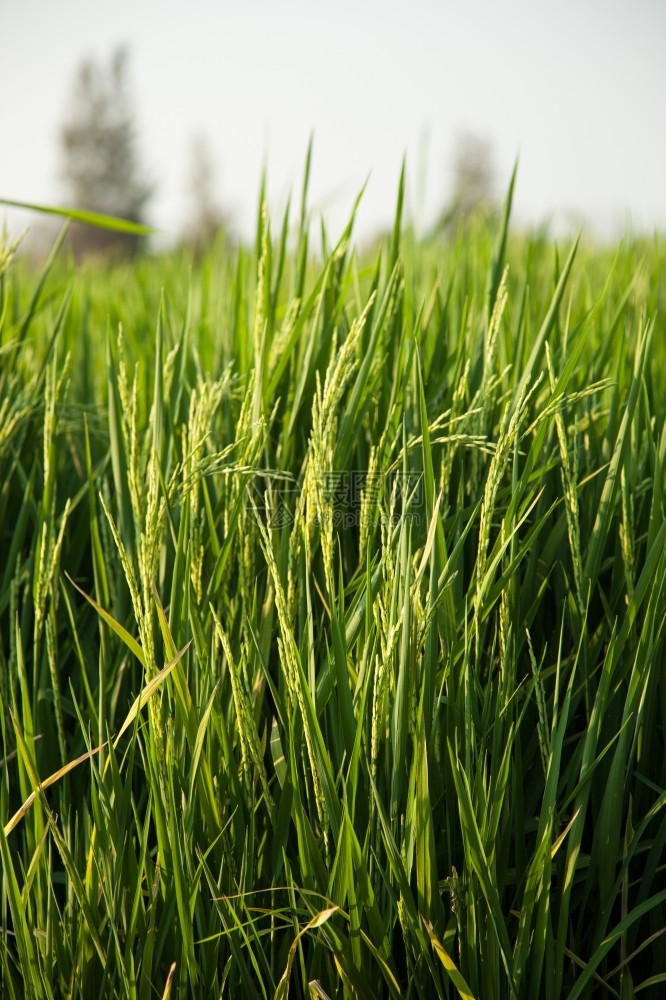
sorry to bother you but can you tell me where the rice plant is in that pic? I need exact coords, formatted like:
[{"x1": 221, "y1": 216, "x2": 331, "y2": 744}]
[{"x1": 1, "y1": 167, "x2": 665, "y2": 999}]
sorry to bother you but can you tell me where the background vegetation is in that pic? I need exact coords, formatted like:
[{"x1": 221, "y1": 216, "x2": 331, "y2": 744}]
[{"x1": 1, "y1": 166, "x2": 665, "y2": 999}]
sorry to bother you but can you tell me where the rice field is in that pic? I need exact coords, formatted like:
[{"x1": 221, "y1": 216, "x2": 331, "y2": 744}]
[{"x1": 1, "y1": 167, "x2": 665, "y2": 999}]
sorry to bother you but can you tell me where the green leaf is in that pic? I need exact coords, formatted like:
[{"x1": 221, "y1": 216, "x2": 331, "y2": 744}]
[{"x1": 0, "y1": 197, "x2": 153, "y2": 234}]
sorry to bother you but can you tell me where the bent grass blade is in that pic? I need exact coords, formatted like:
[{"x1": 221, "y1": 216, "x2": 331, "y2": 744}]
[{"x1": 3, "y1": 641, "x2": 191, "y2": 837}]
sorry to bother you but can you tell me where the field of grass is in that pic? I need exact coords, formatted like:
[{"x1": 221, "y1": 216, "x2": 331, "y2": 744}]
[{"x1": 1, "y1": 168, "x2": 665, "y2": 999}]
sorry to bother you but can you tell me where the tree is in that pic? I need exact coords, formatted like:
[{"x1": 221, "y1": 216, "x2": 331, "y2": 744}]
[
  {"x1": 433, "y1": 131, "x2": 497, "y2": 235},
  {"x1": 59, "y1": 46, "x2": 152, "y2": 257},
  {"x1": 181, "y1": 135, "x2": 230, "y2": 255}
]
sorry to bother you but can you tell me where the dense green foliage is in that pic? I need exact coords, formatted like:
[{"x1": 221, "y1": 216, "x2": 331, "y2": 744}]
[{"x1": 1, "y1": 169, "x2": 665, "y2": 999}]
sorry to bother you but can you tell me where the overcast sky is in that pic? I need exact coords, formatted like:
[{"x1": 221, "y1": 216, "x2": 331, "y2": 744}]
[{"x1": 2, "y1": 0, "x2": 665, "y2": 248}]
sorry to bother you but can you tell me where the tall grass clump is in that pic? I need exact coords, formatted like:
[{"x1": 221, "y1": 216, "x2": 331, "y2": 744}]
[{"x1": 1, "y1": 164, "x2": 665, "y2": 999}]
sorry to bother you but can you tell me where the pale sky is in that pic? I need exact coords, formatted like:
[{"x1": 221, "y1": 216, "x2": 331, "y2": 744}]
[{"x1": 2, "y1": 0, "x2": 665, "y2": 248}]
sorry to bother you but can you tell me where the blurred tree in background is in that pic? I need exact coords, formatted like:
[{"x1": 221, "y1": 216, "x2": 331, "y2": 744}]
[
  {"x1": 60, "y1": 46, "x2": 152, "y2": 258},
  {"x1": 433, "y1": 130, "x2": 497, "y2": 235},
  {"x1": 180, "y1": 134, "x2": 231, "y2": 255}
]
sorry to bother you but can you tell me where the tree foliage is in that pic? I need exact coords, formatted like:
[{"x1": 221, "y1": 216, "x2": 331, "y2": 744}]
[
  {"x1": 59, "y1": 46, "x2": 152, "y2": 257},
  {"x1": 434, "y1": 130, "x2": 497, "y2": 235},
  {"x1": 181, "y1": 134, "x2": 230, "y2": 255}
]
